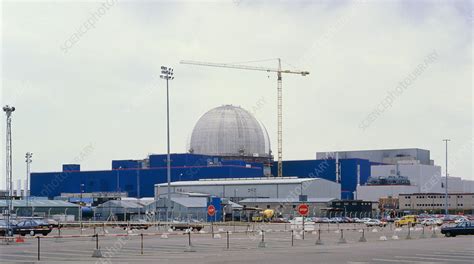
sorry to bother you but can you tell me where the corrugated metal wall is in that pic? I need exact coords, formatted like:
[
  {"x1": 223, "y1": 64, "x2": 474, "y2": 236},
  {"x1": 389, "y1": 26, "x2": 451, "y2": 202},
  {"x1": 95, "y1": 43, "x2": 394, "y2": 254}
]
[
  {"x1": 31, "y1": 154, "x2": 264, "y2": 199},
  {"x1": 271, "y1": 158, "x2": 372, "y2": 199}
]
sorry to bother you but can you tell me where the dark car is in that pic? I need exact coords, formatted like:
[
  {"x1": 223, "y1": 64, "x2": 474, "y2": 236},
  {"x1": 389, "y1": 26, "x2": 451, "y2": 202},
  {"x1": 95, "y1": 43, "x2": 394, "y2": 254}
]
[
  {"x1": 441, "y1": 221, "x2": 474, "y2": 237},
  {"x1": 0, "y1": 220, "x2": 18, "y2": 236},
  {"x1": 14, "y1": 220, "x2": 53, "y2": 236}
]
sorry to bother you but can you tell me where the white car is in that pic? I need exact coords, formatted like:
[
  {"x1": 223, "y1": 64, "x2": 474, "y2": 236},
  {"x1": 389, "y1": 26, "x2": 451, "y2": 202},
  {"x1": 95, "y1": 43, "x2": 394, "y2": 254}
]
[
  {"x1": 421, "y1": 218, "x2": 438, "y2": 226},
  {"x1": 358, "y1": 218, "x2": 371, "y2": 223},
  {"x1": 454, "y1": 217, "x2": 468, "y2": 224},
  {"x1": 365, "y1": 219, "x2": 386, "y2": 227}
]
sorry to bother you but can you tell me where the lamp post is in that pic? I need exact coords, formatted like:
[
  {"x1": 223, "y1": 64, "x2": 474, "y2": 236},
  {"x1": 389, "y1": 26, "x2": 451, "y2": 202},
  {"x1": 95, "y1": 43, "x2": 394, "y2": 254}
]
[
  {"x1": 80, "y1": 183, "x2": 85, "y2": 223},
  {"x1": 25, "y1": 152, "x2": 33, "y2": 216},
  {"x1": 3, "y1": 105, "x2": 15, "y2": 238},
  {"x1": 443, "y1": 139, "x2": 450, "y2": 215},
  {"x1": 160, "y1": 66, "x2": 174, "y2": 222},
  {"x1": 116, "y1": 166, "x2": 121, "y2": 192}
]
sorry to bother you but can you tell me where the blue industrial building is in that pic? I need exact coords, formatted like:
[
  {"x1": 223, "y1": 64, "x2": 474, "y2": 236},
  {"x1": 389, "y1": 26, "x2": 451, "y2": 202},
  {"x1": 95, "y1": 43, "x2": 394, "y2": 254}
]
[
  {"x1": 272, "y1": 158, "x2": 372, "y2": 199},
  {"x1": 31, "y1": 153, "x2": 264, "y2": 199},
  {"x1": 31, "y1": 153, "x2": 373, "y2": 200}
]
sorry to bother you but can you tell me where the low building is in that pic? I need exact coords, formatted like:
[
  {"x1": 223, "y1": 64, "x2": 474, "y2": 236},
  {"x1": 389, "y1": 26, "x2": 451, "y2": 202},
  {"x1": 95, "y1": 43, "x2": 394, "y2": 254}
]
[
  {"x1": 93, "y1": 198, "x2": 154, "y2": 221},
  {"x1": 238, "y1": 197, "x2": 336, "y2": 218},
  {"x1": 0, "y1": 199, "x2": 80, "y2": 219},
  {"x1": 399, "y1": 193, "x2": 474, "y2": 214},
  {"x1": 317, "y1": 148, "x2": 433, "y2": 165},
  {"x1": 356, "y1": 185, "x2": 419, "y2": 202},
  {"x1": 155, "y1": 177, "x2": 341, "y2": 202},
  {"x1": 325, "y1": 200, "x2": 374, "y2": 218},
  {"x1": 145, "y1": 196, "x2": 209, "y2": 222}
]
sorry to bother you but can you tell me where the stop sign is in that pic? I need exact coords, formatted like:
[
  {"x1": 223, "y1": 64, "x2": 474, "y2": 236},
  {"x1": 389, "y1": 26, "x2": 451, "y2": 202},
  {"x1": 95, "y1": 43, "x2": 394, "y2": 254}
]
[
  {"x1": 297, "y1": 204, "x2": 309, "y2": 216},
  {"x1": 207, "y1": 205, "x2": 216, "y2": 216}
]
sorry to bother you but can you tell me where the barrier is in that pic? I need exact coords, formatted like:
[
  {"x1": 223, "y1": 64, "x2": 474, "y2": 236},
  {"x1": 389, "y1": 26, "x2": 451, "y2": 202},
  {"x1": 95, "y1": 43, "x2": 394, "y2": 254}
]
[
  {"x1": 92, "y1": 234, "x2": 103, "y2": 258},
  {"x1": 37, "y1": 236, "x2": 40, "y2": 261},
  {"x1": 337, "y1": 229, "x2": 346, "y2": 244},
  {"x1": 4, "y1": 222, "x2": 449, "y2": 261},
  {"x1": 141, "y1": 233, "x2": 144, "y2": 255},
  {"x1": 315, "y1": 229, "x2": 323, "y2": 245},
  {"x1": 358, "y1": 229, "x2": 366, "y2": 242},
  {"x1": 258, "y1": 230, "x2": 266, "y2": 248},
  {"x1": 291, "y1": 230, "x2": 294, "y2": 246},
  {"x1": 184, "y1": 231, "x2": 195, "y2": 252},
  {"x1": 431, "y1": 227, "x2": 437, "y2": 238},
  {"x1": 419, "y1": 226, "x2": 426, "y2": 239}
]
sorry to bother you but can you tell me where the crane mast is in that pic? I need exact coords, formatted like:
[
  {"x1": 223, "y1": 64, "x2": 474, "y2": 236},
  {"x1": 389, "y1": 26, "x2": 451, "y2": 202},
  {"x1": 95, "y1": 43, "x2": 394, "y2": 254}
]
[
  {"x1": 276, "y1": 59, "x2": 283, "y2": 179},
  {"x1": 180, "y1": 59, "x2": 309, "y2": 177}
]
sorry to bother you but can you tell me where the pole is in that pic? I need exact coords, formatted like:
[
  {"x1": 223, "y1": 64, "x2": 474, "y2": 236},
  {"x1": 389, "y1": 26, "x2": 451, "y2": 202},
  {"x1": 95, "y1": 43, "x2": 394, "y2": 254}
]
[
  {"x1": 95, "y1": 234, "x2": 99, "y2": 250},
  {"x1": 37, "y1": 236, "x2": 40, "y2": 261},
  {"x1": 277, "y1": 59, "x2": 283, "y2": 177},
  {"x1": 291, "y1": 229, "x2": 294, "y2": 246},
  {"x1": 3, "y1": 105, "x2": 15, "y2": 239},
  {"x1": 141, "y1": 233, "x2": 144, "y2": 255},
  {"x1": 302, "y1": 216, "x2": 305, "y2": 240},
  {"x1": 136, "y1": 163, "x2": 140, "y2": 199},
  {"x1": 443, "y1": 139, "x2": 450, "y2": 215},
  {"x1": 166, "y1": 75, "x2": 171, "y2": 223},
  {"x1": 226, "y1": 231, "x2": 229, "y2": 249}
]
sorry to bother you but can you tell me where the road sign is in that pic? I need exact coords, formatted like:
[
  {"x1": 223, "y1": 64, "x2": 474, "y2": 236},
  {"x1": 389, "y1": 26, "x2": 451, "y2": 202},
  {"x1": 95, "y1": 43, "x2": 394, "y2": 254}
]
[
  {"x1": 207, "y1": 205, "x2": 216, "y2": 216},
  {"x1": 297, "y1": 203, "x2": 309, "y2": 216}
]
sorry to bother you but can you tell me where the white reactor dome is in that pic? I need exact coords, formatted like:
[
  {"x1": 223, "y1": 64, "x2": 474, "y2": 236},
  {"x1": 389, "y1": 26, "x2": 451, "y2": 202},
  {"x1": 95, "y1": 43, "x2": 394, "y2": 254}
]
[{"x1": 189, "y1": 105, "x2": 271, "y2": 158}]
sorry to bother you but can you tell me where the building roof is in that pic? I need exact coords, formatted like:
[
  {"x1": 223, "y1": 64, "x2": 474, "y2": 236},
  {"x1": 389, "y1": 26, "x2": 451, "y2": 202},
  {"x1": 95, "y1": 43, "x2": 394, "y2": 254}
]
[
  {"x1": 0, "y1": 199, "x2": 79, "y2": 208},
  {"x1": 96, "y1": 199, "x2": 154, "y2": 209},
  {"x1": 156, "y1": 177, "x2": 330, "y2": 187},
  {"x1": 239, "y1": 197, "x2": 336, "y2": 203},
  {"x1": 189, "y1": 105, "x2": 271, "y2": 158},
  {"x1": 399, "y1": 193, "x2": 474, "y2": 196},
  {"x1": 171, "y1": 197, "x2": 207, "y2": 208}
]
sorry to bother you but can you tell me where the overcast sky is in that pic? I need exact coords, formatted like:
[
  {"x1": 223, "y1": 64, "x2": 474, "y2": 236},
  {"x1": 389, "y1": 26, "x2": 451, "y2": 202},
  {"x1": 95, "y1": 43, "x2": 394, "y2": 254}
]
[{"x1": 1, "y1": 0, "x2": 472, "y2": 189}]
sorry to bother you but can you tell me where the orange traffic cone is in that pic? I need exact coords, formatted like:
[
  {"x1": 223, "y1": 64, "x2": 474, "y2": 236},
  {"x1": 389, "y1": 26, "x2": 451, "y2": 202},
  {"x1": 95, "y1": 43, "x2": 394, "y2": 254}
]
[{"x1": 15, "y1": 236, "x2": 25, "y2": 243}]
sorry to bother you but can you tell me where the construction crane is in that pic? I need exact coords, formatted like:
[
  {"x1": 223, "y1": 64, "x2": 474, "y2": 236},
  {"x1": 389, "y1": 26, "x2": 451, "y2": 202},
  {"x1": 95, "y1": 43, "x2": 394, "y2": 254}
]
[{"x1": 180, "y1": 59, "x2": 309, "y2": 177}]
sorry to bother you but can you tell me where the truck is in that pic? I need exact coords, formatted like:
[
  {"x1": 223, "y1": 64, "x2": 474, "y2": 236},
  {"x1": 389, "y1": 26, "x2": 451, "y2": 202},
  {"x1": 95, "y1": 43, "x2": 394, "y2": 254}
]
[
  {"x1": 251, "y1": 209, "x2": 275, "y2": 222},
  {"x1": 170, "y1": 223, "x2": 204, "y2": 231}
]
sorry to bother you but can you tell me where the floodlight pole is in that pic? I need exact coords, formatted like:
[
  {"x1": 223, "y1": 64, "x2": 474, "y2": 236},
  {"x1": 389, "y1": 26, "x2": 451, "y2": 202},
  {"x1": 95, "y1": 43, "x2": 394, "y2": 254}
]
[
  {"x1": 443, "y1": 139, "x2": 450, "y2": 215},
  {"x1": 25, "y1": 152, "x2": 33, "y2": 215},
  {"x1": 3, "y1": 105, "x2": 15, "y2": 239},
  {"x1": 160, "y1": 66, "x2": 174, "y2": 222}
]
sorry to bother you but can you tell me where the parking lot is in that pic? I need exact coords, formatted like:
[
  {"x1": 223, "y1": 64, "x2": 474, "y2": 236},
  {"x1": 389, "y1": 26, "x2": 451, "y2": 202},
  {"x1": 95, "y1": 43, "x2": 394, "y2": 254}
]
[{"x1": 1, "y1": 222, "x2": 473, "y2": 263}]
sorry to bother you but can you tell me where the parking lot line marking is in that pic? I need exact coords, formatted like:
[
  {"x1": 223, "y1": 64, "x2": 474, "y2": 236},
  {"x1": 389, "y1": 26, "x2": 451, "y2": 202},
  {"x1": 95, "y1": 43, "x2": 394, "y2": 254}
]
[
  {"x1": 395, "y1": 255, "x2": 471, "y2": 262},
  {"x1": 372, "y1": 258, "x2": 442, "y2": 263},
  {"x1": 416, "y1": 253, "x2": 474, "y2": 259}
]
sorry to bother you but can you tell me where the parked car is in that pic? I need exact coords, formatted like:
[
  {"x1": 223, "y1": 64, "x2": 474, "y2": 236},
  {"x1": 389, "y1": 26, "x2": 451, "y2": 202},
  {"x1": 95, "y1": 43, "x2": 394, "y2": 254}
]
[
  {"x1": 319, "y1": 217, "x2": 330, "y2": 223},
  {"x1": 357, "y1": 218, "x2": 371, "y2": 223},
  {"x1": 0, "y1": 220, "x2": 17, "y2": 236},
  {"x1": 454, "y1": 217, "x2": 468, "y2": 224},
  {"x1": 395, "y1": 215, "x2": 417, "y2": 227},
  {"x1": 117, "y1": 220, "x2": 150, "y2": 230},
  {"x1": 441, "y1": 221, "x2": 474, "y2": 237},
  {"x1": 365, "y1": 219, "x2": 387, "y2": 227},
  {"x1": 14, "y1": 220, "x2": 53, "y2": 236},
  {"x1": 421, "y1": 218, "x2": 443, "y2": 226}
]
